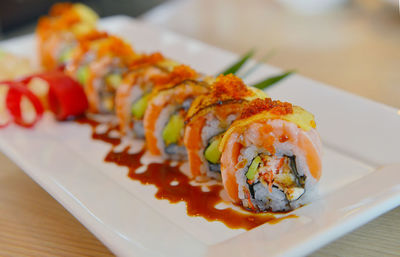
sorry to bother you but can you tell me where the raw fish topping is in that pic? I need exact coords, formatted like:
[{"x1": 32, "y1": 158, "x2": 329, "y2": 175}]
[{"x1": 240, "y1": 98, "x2": 293, "y2": 119}]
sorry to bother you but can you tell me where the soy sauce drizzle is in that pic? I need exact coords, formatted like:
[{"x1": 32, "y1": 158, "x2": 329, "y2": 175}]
[{"x1": 77, "y1": 116, "x2": 297, "y2": 230}]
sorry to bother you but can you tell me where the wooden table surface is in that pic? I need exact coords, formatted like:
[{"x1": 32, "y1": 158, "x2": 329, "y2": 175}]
[{"x1": 1, "y1": 0, "x2": 399, "y2": 256}]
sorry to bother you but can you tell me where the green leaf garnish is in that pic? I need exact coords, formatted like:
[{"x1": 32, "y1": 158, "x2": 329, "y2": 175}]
[
  {"x1": 251, "y1": 70, "x2": 294, "y2": 89},
  {"x1": 219, "y1": 49, "x2": 255, "y2": 76},
  {"x1": 238, "y1": 49, "x2": 276, "y2": 78}
]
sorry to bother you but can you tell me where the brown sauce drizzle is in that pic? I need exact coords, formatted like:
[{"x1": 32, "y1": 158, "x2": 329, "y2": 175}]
[{"x1": 76, "y1": 116, "x2": 297, "y2": 230}]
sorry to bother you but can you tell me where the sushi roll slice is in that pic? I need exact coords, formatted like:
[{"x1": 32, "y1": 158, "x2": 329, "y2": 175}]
[
  {"x1": 184, "y1": 74, "x2": 267, "y2": 181},
  {"x1": 115, "y1": 52, "x2": 179, "y2": 138},
  {"x1": 65, "y1": 32, "x2": 137, "y2": 113},
  {"x1": 219, "y1": 98, "x2": 322, "y2": 212},
  {"x1": 37, "y1": 3, "x2": 98, "y2": 70},
  {"x1": 143, "y1": 65, "x2": 209, "y2": 160}
]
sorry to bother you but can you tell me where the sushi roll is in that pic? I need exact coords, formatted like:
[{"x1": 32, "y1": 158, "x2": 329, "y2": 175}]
[
  {"x1": 219, "y1": 98, "x2": 322, "y2": 212},
  {"x1": 143, "y1": 65, "x2": 209, "y2": 160},
  {"x1": 184, "y1": 74, "x2": 267, "y2": 181},
  {"x1": 65, "y1": 32, "x2": 137, "y2": 113},
  {"x1": 115, "y1": 52, "x2": 179, "y2": 138},
  {"x1": 37, "y1": 3, "x2": 98, "y2": 70}
]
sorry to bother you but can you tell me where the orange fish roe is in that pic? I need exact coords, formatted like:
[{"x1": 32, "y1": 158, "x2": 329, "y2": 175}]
[
  {"x1": 72, "y1": 33, "x2": 136, "y2": 66},
  {"x1": 212, "y1": 74, "x2": 251, "y2": 100},
  {"x1": 37, "y1": 14, "x2": 78, "y2": 37},
  {"x1": 55, "y1": 10, "x2": 81, "y2": 29},
  {"x1": 38, "y1": 3, "x2": 82, "y2": 34},
  {"x1": 279, "y1": 134, "x2": 289, "y2": 143},
  {"x1": 240, "y1": 98, "x2": 293, "y2": 119},
  {"x1": 151, "y1": 65, "x2": 198, "y2": 88},
  {"x1": 36, "y1": 17, "x2": 53, "y2": 37},
  {"x1": 77, "y1": 30, "x2": 108, "y2": 42},
  {"x1": 129, "y1": 52, "x2": 164, "y2": 69},
  {"x1": 49, "y1": 3, "x2": 73, "y2": 16},
  {"x1": 75, "y1": 31, "x2": 109, "y2": 55},
  {"x1": 96, "y1": 36, "x2": 136, "y2": 60}
]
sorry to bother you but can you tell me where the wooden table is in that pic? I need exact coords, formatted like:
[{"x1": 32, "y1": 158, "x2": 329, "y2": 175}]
[{"x1": 1, "y1": 0, "x2": 399, "y2": 256}]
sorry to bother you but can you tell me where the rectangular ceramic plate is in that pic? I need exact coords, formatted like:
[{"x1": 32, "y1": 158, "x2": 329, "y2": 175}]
[{"x1": 0, "y1": 16, "x2": 399, "y2": 257}]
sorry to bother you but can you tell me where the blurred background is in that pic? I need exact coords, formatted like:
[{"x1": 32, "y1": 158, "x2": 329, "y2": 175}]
[
  {"x1": 0, "y1": 0, "x2": 399, "y2": 108},
  {"x1": 0, "y1": 0, "x2": 165, "y2": 38},
  {"x1": 2, "y1": 0, "x2": 398, "y2": 108}
]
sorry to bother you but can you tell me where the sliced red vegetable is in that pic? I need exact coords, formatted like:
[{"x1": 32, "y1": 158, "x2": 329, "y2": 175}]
[
  {"x1": 0, "y1": 71, "x2": 87, "y2": 128},
  {"x1": 3, "y1": 81, "x2": 44, "y2": 128},
  {"x1": 0, "y1": 120, "x2": 10, "y2": 128},
  {"x1": 22, "y1": 71, "x2": 88, "y2": 120},
  {"x1": 0, "y1": 83, "x2": 11, "y2": 128}
]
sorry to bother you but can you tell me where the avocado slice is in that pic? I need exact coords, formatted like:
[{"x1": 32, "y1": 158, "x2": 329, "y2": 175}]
[
  {"x1": 131, "y1": 93, "x2": 150, "y2": 120},
  {"x1": 204, "y1": 138, "x2": 222, "y2": 164},
  {"x1": 77, "y1": 65, "x2": 89, "y2": 86},
  {"x1": 162, "y1": 114, "x2": 185, "y2": 146},
  {"x1": 58, "y1": 47, "x2": 74, "y2": 63},
  {"x1": 246, "y1": 156, "x2": 262, "y2": 180},
  {"x1": 106, "y1": 73, "x2": 122, "y2": 90}
]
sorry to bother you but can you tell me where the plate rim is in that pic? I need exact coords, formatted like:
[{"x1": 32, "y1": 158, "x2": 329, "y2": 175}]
[{"x1": 0, "y1": 15, "x2": 399, "y2": 257}]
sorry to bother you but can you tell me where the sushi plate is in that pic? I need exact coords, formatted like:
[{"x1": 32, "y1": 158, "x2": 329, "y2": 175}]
[{"x1": 1, "y1": 16, "x2": 400, "y2": 257}]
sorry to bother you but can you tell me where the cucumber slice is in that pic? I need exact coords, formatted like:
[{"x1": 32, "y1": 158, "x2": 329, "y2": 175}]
[
  {"x1": 131, "y1": 93, "x2": 150, "y2": 120},
  {"x1": 204, "y1": 138, "x2": 222, "y2": 164},
  {"x1": 246, "y1": 156, "x2": 262, "y2": 180},
  {"x1": 162, "y1": 114, "x2": 184, "y2": 146},
  {"x1": 106, "y1": 73, "x2": 122, "y2": 89},
  {"x1": 77, "y1": 65, "x2": 89, "y2": 86}
]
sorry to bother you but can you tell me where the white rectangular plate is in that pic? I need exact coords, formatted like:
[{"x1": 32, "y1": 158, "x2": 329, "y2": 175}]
[{"x1": 0, "y1": 16, "x2": 399, "y2": 257}]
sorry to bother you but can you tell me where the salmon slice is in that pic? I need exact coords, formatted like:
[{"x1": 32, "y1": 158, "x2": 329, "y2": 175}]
[
  {"x1": 183, "y1": 115, "x2": 206, "y2": 178},
  {"x1": 220, "y1": 119, "x2": 322, "y2": 203},
  {"x1": 115, "y1": 66, "x2": 168, "y2": 135},
  {"x1": 143, "y1": 81, "x2": 209, "y2": 157}
]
